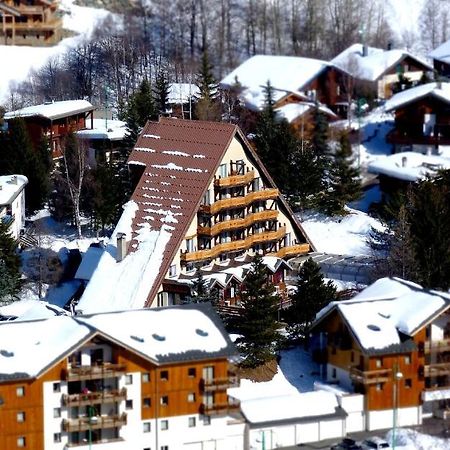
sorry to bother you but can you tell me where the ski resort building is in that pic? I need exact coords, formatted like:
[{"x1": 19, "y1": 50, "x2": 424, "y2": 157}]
[
  {"x1": 0, "y1": 174, "x2": 27, "y2": 239},
  {"x1": 311, "y1": 277, "x2": 450, "y2": 430},
  {"x1": 77, "y1": 118, "x2": 312, "y2": 313},
  {"x1": 0, "y1": 304, "x2": 244, "y2": 449},
  {"x1": 0, "y1": 0, "x2": 62, "y2": 46}
]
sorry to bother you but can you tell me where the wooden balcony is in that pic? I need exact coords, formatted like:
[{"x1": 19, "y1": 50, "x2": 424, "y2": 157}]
[
  {"x1": 200, "y1": 398, "x2": 240, "y2": 416},
  {"x1": 425, "y1": 338, "x2": 450, "y2": 354},
  {"x1": 424, "y1": 362, "x2": 450, "y2": 377},
  {"x1": 199, "y1": 188, "x2": 279, "y2": 215},
  {"x1": 272, "y1": 243, "x2": 310, "y2": 258},
  {"x1": 62, "y1": 413, "x2": 127, "y2": 432},
  {"x1": 1, "y1": 17, "x2": 62, "y2": 31},
  {"x1": 214, "y1": 170, "x2": 255, "y2": 187},
  {"x1": 197, "y1": 209, "x2": 279, "y2": 236},
  {"x1": 64, "y1": 363, "x2": 127, "y2": 382},
  {"x1": 201, "y1": 375, "x2": 239, "y2": 392},
  {"x1": 62, "y1": 388, "x2": 127, "y2": 407},
  {"x1": 349, "y1": 367, "x2": 392, "y2": 384},
  {"x1": 181, "y1": 227, "x2": 286, "y2": 262}
]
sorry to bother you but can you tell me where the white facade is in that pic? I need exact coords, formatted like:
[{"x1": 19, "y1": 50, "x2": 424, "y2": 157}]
[
  {"x1": 0, "y1": 174, "x2": 27, "y2": 239},
  {"x1": 366, "y1": 406, "x2": 421, "y2": 431}
]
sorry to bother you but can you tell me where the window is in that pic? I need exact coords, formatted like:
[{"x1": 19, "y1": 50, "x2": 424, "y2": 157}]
[
  {"x1": 126, "y1": 399, "x2": 133, "y2": 410},
  {"x1": 160, "y1": 370, "x2": 169, "y2": 381},
  {"x1": 160, "y1": 419, "x2": 169, "y2": 430},
  {"x1": 375, "y1": 358, "x2": 382, "y2": 368},
  {"x1": 203, "y1": 415, "x2": 211, "y2": 426},
  {"x1": 161, "y1": 446, "x2": 169, "y2": 450},
  {"x1": 187, "y1": 392, "x2": 196, "y2": 402},
  {"x1": 405, "y1": 378, "x2": 412, "y2": 388},
  {"x1": 376, "y1": 383, "x2": 383, "y2": 391},
  {"x1": 125, "y1": 374, "x2": 133, "y2": 385},
  {"x1": 53, "y1": 433, "x2": 61, "y2": 443},
  {"x1": 16, "y1": 386, "x2": 25, "y2": 397},
  {"x1": 17, "y1": 411, "x2": 25, "y2": 422},
  {"x1": 142, "y1": 373, "x2": 150, "y2": 383},
  {"x1": 219, "y1": 163, "x2": 227, "y2": 178},
  {"x1": 188, "y1": 368, "x2": 196, "y2": 378},
  {"x1": 188, "y1": 417, "x2": 196, "y2": 427},
  {"x1": 143, "y1": 422, "x2": 151, "y2": 433},
  {"x1": 53, "y1": 383, "x2": 61, "y2": 393},
  {"x1": 332, "y1": 368, "x2": 337, "y2": 379},
  {"x1": 17, "y1": 437, "x2": 26, "y2": 447},
  {"x1": 186, "y1": 238, "x2": 194, "y2": 253},
  {"x1": 404, "y1": 355, "x2": 411, "y2": 365},
  {"x1": 143, "y1": 397, "x2": 151, "y2": 408},
  {"x1": 53, "y1": 408, "x2": 61, "y2": 418},
  {"x1": 169, "y1": 265, "x2": 177, "y2": 277},
  {"x1": 351, "y1": 352, "x2": 355, "y2": 363},
  {"x1": 160, "y1": 396, "x2": 168, "y2": 406}
]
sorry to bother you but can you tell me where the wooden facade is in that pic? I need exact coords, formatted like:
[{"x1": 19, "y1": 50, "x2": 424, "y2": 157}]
[{"x1": 0, "y1": 0, "x2": 62, "y2": 46}]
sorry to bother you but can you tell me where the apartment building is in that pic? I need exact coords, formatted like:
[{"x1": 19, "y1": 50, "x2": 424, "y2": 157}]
[
  {"x1": 0, "y1": 303, "x2": 244, "y2": 449},
  {"x1": 78, "y1": 118, "x2": 312, "y2": 313},
  {"x1": 0, "y1": 174, "x2": 27, "y2": 239}
]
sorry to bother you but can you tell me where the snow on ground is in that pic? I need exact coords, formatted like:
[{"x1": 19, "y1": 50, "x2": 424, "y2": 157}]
[
  {"x1": 388, "y1": 428, "x2": 450, "y2": 450},
  {"x1": 300, "y1": 207, "x2": 384, "y2": 256},
  {"x1": 0, "y1": 0, "x2": 116, "y2": 104}
]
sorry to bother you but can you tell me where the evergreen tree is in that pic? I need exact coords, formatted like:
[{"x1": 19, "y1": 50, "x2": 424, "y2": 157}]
[
  {"x1": 190, "y1": 268, "x2": 210, "y2": 303},
  {"x1": 288, "y1": 258, "x2": 337, "y2": 340},
  {"x1": 253, "y1": 82, "x2": 298, "y2": 194},
  {"x1": 0, "y1": 222, "x2": 21, "y2": 305},
  {"x1": 153, "y1": 69, "x2": 171, "y2": 116},
  {"x1": 194, "y1": 49, "x2": 221, "y2": 121},
  {"x1": 311, "y1": 108, "x2": 330, "y2": 156},
  {"x1": 234, "y1": 255, "x2": 281, "y2": 367},
  {"x1": 321, "y1": 132, "x2": 362, "y2": 216}
]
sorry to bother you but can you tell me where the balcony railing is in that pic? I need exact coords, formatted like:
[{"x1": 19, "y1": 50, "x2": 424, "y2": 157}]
[
  {"x1": 424, "y1": 338, "x2": 450, "y2": 354},
  {"x1": 201, "y1": 375, "x2": 239, "y2": 392},
  {"x1": 62, "y1": 413, "x2": 127, "y2": 432},
  {"x1": 66, "y1": 437, "x2": 125, "y2": 448},
  {"x1": 200, "y1": 398, "x2": 240, "y2": 416},
  {"x1": 62, "y1": 388, "x2": 127, "y2": 407},
  {"x1": 272, "y1": 243, "x2": 310, "y2": 258},
  {"x1": 197, "y1": 209, "x2": 279, "y2": 236},
  {"x1": 214, "y1": 170, "x2": 255, "y2": 187},
  {"x1": 1, "y1": 18, "x2": 62, "y2": 31},
  {"x1": 424, "y1": 362, "x2": 450, "y2": 377},
  {"x1": 64, "y1": 363, "x2": 127, "y2": 381},
  {"x1": 181, "y1": 227, "x2": 286, "y2": 262},
  {"x1": 199, "y1": 188, "x2": 279, "y2": 215},
  {"x1": 349, "y1": 366, "x2": 392, "y2": 384}
]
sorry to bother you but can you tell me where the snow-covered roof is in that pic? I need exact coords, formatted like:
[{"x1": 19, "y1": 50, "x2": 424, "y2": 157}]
[
  {"x1": 429, "y1": 39, "x2": 450, "y2": 65},
  {"x1": 0, "y1": 303, "x2": 235, "y2": 380},
  {"x1": 74, "y1": 245, "x2": 105, "y2": 281},
  {"x1": 4, "y1": 100, "x2": 94, "y2": 121},
  {"x1": 275, "y1": 102, "x2": 337, "y2": 123},
  {"x1": 240, "y1": 391, "x2": 341, "y2": 424},
  {"x1": 168, "y1": 83, "x2": 200, "y2": 104},
  {"x1": 383, "y1": 82, "x2": 450, "y2": 112},
  {"x1": 368, "y1": 151, "x2": 450, "y2": 182},
  {"x1": 220, "y1": 55, "x2": 333, "y2": 110},
  {"x1": 0, "y1": 299, "x2": 67, "y2": 322},
  {"x1": 332, "y1": 43, "x2": 432, "y2": 82},
  {"x1": 0, "y1": 175, "x2": 27, "y2": 206},
  {"x1": 76, "y1": 118, "x2": 127, "y2": 141},
  {"x1": 314, "y1": 277, "x2": 450, "y2": 353}
]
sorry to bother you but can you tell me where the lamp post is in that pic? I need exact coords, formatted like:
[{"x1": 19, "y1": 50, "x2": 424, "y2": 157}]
[{"x1": 392, "y1": 363, "x2": 403, "y2": 450}]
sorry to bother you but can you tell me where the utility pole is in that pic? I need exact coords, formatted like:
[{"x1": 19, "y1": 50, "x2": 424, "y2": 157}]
[{"x1": 392, "y1": 361, "x2": 403, "y2": 450}]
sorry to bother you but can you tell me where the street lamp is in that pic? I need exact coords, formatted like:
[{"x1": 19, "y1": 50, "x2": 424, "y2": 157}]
[{"x1": 392, "y1": 364, "x2": 403, "y2": 450}]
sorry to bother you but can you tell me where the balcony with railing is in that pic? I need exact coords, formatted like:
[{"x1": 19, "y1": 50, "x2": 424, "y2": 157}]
[
  {"x1": 425, "y1": 338, "x2": 450, "y2": 354},
  {"x1": 273, "y1": 243, "x2": 310, "y2": 258},
  {"x1": 62, "y1": 413, "x2": 127, "y2": 432},
  {"x1": 214, "y1": 170, "x2": 255, "y2": 188},
  {"x1": 197, "y1": 209, "x2": 279, "y2": 236},
  {"x1": 64, "y1": 363, "x2": 127, "y2": 382},
  {"x1": 62, "y1": 388, "x2": 127, "y2": 407},
  {"x1": 349, "y1": 366, "x2": 392, "y2": 384},
  {"x1": 424, "y1": 362, "x2": 450, "y2": 377},
  {"x1": 181, "y1": 227, "x2": 286, "y2": 262},
  {"x1": 200, "y1": 397, "x2": 240, "y2": 416},
  {"x1": 201, "y1": 374, "x2": 239, "y2": 392}
]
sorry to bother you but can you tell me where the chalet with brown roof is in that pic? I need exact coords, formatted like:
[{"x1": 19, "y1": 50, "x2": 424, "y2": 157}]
[
  {"x1": 78, "y1": 118, "x2": 312, "y2": 313},
  {"x1": 0, "y1": 0, "x2": 62, "y2": 46},
  {"x1": 311, "y1": 278, "x2": 450, "y2": 430}
]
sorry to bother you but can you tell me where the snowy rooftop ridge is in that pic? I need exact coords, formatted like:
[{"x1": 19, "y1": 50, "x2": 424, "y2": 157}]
[
  {"x1": 368, "y1": 151, "x2": 450, "y2": 182},
  {"x1": 0, "y1": 175, "x2": 27, "y2": 206},
  {"x1": 4, "y1": 100, "x2": 94, "y2": 121},
  {"x1": 429, "y1": 38, "x2": 450, "y2": 64},
  {"x1": 314, "y1": 277, "x2": 450, "y2": 352}
]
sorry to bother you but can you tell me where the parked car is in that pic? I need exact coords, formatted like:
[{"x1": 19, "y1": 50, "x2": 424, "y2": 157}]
[
  {"x1": 331, "y1": 438, "x2": 362, "y2": 450},
  {"x1": 361, "y1": 437, "x2": 391, "y2": 449}
]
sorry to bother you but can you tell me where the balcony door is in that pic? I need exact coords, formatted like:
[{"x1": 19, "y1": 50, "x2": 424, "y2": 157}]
[{"x1": 90, "y1": 348, "x2": 104, "y2": 366}]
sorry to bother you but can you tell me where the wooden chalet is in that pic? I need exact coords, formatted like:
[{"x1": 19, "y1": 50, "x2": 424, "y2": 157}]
[
  {"x1": 311, "y1": 277, "x2": 450, "y2": 429},
  {"x1": 384, "y1": 82, "x2": 450, "y2": 154},
  {"x1": 4, "y1": 100, "x2": 94, "y2": 159},
  {"x1": 0, "y1": 0, "x2": 62, "y2": 46},
  {"x1": 77, "y1": 118, "x2": 313, "y2": 313},
  {"x1": 429, "y1": 39, "x2": 450, "y2": 78}
]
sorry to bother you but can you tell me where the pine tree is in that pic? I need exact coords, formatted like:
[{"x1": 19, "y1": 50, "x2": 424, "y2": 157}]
[
  {"x1": 288, "y1": 258, "x2": 337, "y2": 340},
  {"x1": 321, "y1": 132, "x2": 362, "y2": 216},
  {"x1": 234, "y1": 255, "x2": 281, "y2": 367},
  {"x1": 153, "y1": 69, "x2": 171, "y2": 116},
  {"x1": 0, "y1": 222, "x2": 21, "y2": 305},
  {"x1": 311, "y1": 108, "x2": 330, "y2": 156},
  {"x1": 190, "y1": 268, "x2": 210, "y2": 303},
  {"x1": 194, "y1": 49, "x2": 221, "y2": 121}
]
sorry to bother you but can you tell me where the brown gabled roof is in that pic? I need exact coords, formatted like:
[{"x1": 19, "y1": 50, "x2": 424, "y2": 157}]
[{"x1": 127, "y1": 117, "x2": 312, "y2": 306}]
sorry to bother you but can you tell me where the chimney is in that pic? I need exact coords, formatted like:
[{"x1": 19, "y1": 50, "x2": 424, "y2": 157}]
[
  {"x1": 362, "y1": 44, "x2": 368, "y2": 57},
  {"x1": 402, "y1": 156, "x2": 407, "y2": 167},
  {"x1": 437, "y1": 80, "x2": 442, "y2": 90},
  {"x1": 387, "y1": 41, "x2": 393, "y2": 51},
  {"x1": 11, "y1": 175, "x2": 17, "y2": 184},
  {"x1": 116, "y1": 232, "x2": 127, "y2": 262}
]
